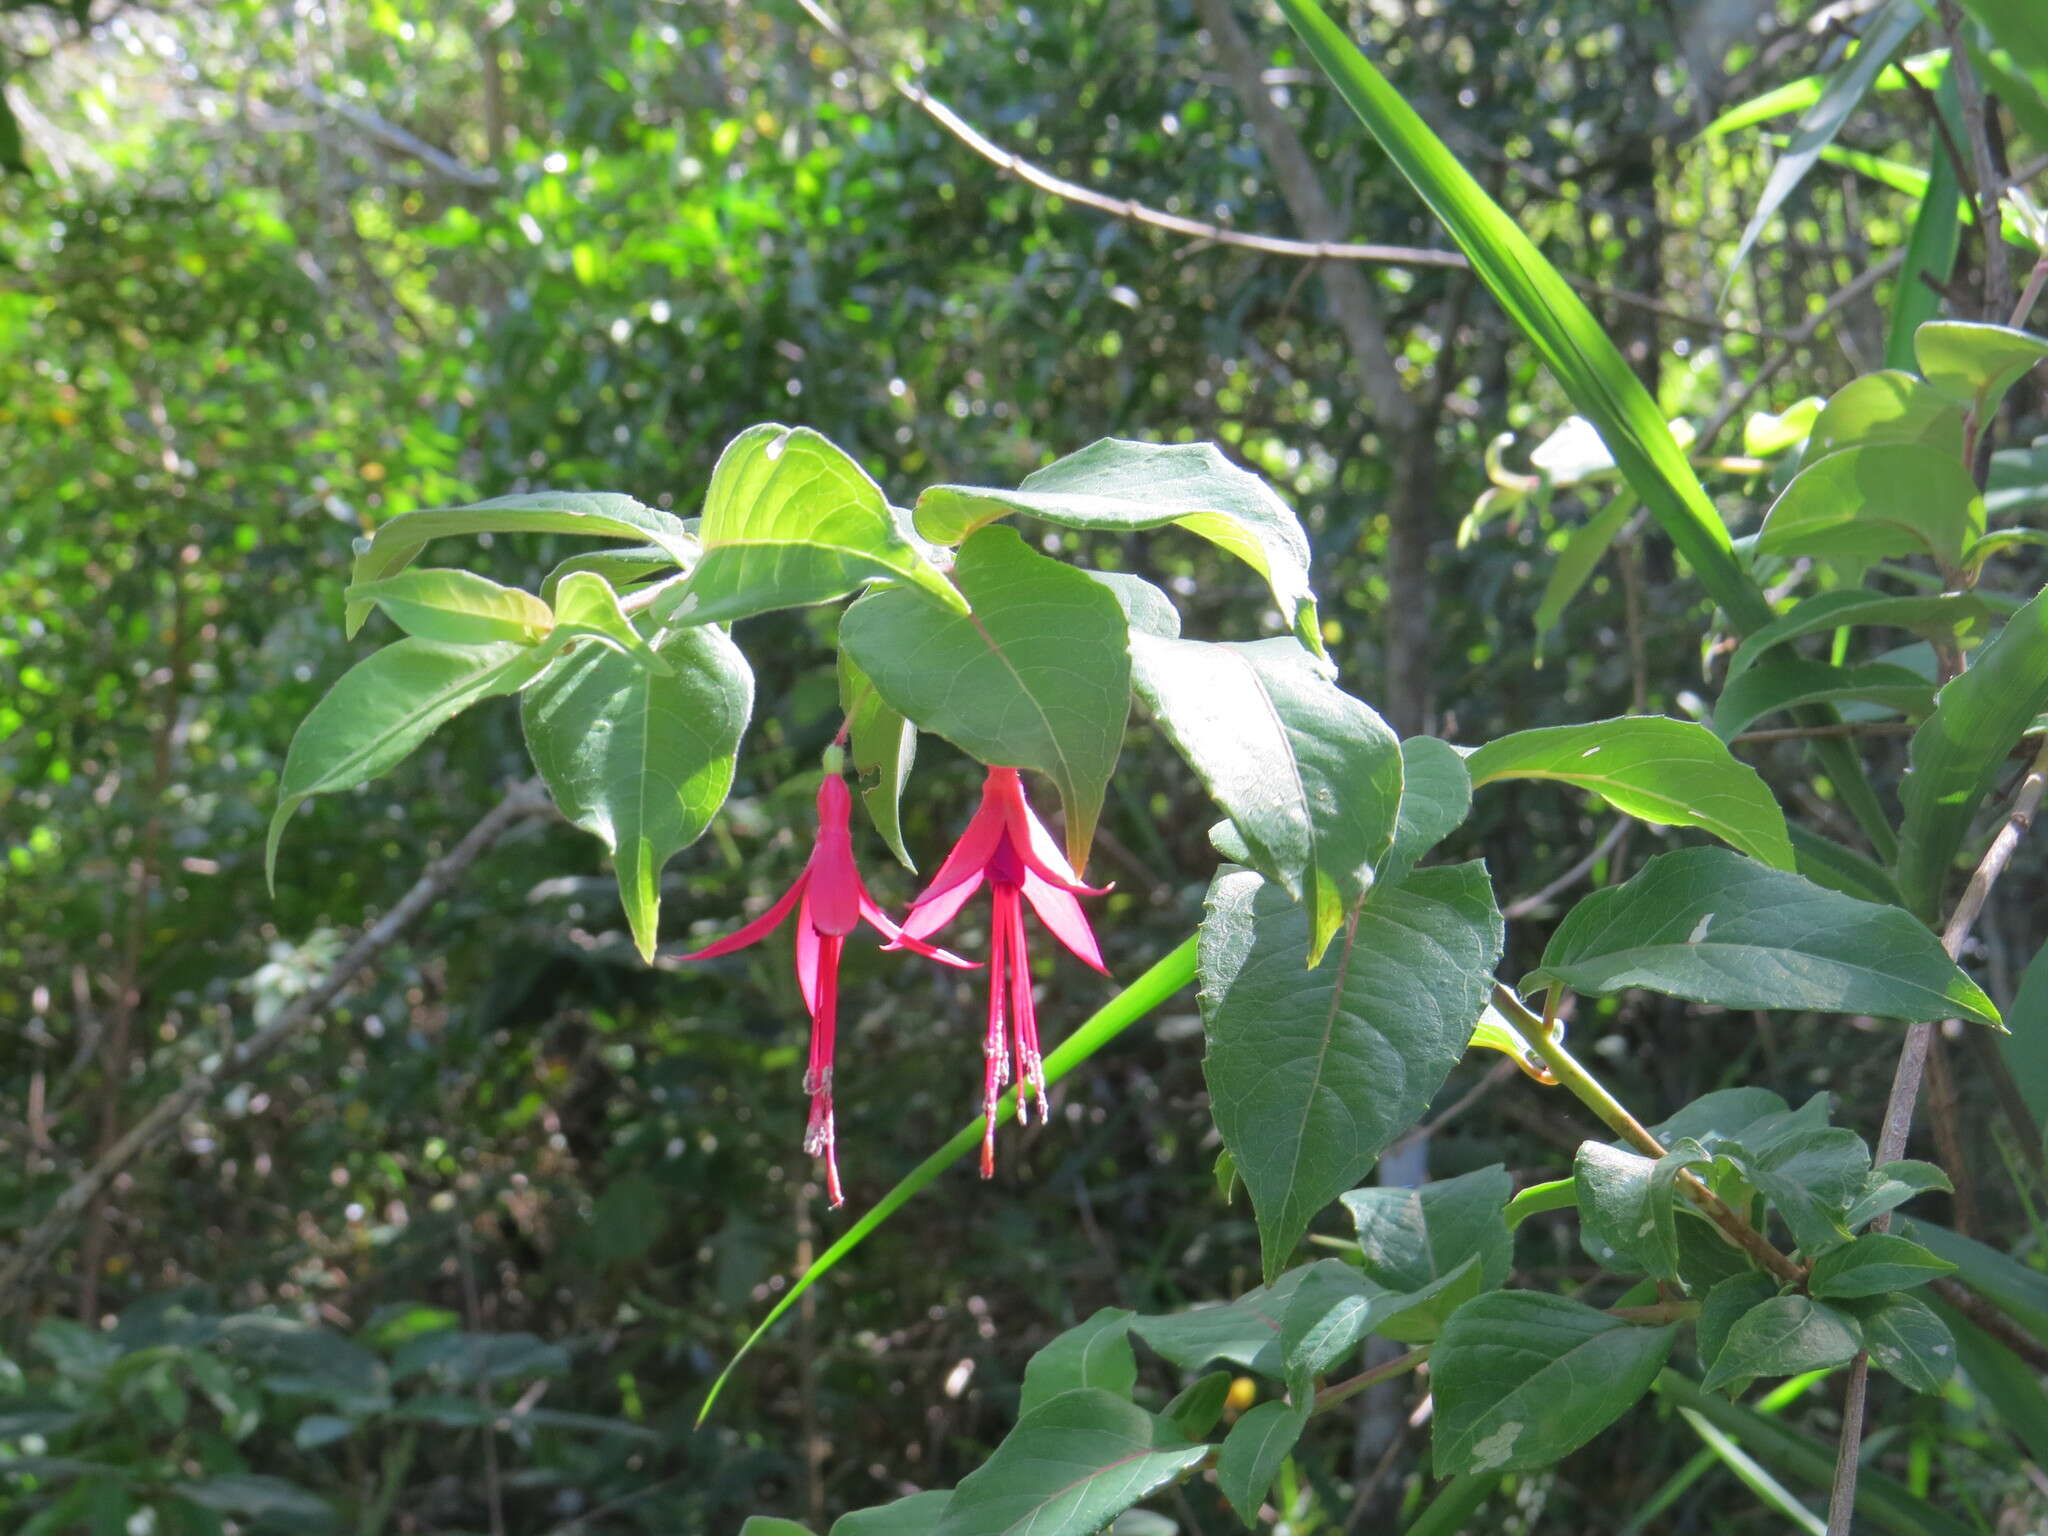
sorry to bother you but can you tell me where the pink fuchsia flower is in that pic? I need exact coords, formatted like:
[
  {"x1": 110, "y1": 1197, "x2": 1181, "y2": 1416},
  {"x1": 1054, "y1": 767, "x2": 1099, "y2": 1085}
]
[
  {"x1": 895, "y1": 767, "x2": 1110, "y2": 1177},
  {"x1": 677, "y1": 774, "x2": 970, "y2": 1207}
]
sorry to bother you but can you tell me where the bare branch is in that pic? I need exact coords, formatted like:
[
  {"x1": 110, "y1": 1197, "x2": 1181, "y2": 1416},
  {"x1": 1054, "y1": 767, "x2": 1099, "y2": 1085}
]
[{"x1": 0, "y1": 780, "x2": 552, "y2": 1311}]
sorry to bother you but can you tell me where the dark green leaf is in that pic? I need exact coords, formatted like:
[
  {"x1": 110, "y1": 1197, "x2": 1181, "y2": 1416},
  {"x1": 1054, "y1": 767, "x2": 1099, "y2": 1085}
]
[
  {"x1": 832, "y1": 1492, "x2": 953, "y2": 1536},
  {"x1": 1019, "y1": 1309, "x2": 1137, "y2": 1414},
  {"x1": 931, "y1": 1389, "x2": 1206, "y2": 1536},
  {"x1": 1575, "y1": 1139, "x2": 1709, "y2": 1281},
  {"x1": 1846, "y1": 1161, "x2": 1953, "y2": 1230},
  {"x1": 1725, "y1": 591, "x2": 1989, "y2": 684},
  {"x1": 1466, "y1": 717, "x2": 1794, "y2": 869},
  {"x1": 1340, "y1": 1165, "x2": 1511, "y2": 1297},
  {"x1": 1808, "y1": 1234, "x2": 1956, "y2": 1298},
  {"x1": 2001, "y1": 937, "x2": 2048, "y2": 1135},
  {"x1": 1696, "y1": 1274, "x2": 1780, "y2": 1382},
  {"x1": 1160, "y1": 1372, "x2": 1233, "y2": 1442},
  {"x1": 1379, "y1": 736, "x2": 1472, "y2": 882},
  {"x1": 1712, "y1": 658, "x2": 1934, "y2": 741},
  {"x1": 916, "y1": 438, "x2": 1323, "y2": 654},
  {"x1": 521, "y1": 621, "x2": 753, "y2": 961},
  {"x1": 840, "y1": 526, "x2": 1128, "y2": 872},
  {"x1": 1528, "y1": 847, "x2": 2000, "y2": 1026},
  {"x1": 1700, "y1": 1297, "x2": 1862, "y2": 1393},
  {"x1": 1789, "y1": 824, "x2": 1907, "y2": 907},
  {"x1": 1734, "y1": 1127, "x2": 1871, "y2": 1257},
  {"x1": 1218, "y1": 1399, "x2": 1309, "y2": 1524},
  {"x1": 1431, "y1": 1292, "x2": 1675, "y2": 1473},
  {"x1": 1132, "y1": 633, "x2": 1401, "y2": 964},
  {"x1": 1848, "y1": 1294, "x2": 1956, "y2": 1394},
  {"x1": 1132, "y1": 1265, "x2": 1327, "y2": 1377},
  {"x1": 1200, "y1": 865, "x2": 1503, "y2": 1281}
]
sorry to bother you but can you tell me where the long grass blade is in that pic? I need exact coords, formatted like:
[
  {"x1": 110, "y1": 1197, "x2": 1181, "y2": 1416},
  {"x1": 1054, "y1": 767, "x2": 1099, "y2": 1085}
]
[{"x1": 696, "y1": 934, "x2": 1200, "y2": 1423}]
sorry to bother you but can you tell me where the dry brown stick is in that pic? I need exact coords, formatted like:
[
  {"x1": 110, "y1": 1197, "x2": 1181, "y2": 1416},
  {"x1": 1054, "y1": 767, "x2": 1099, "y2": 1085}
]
[
  {"x1": 0, "y1": 779, "x2": 551, "y2": 1312},
  {"x1": 1827, "y1": 736, "x2": 2048, "y2": 1534}
]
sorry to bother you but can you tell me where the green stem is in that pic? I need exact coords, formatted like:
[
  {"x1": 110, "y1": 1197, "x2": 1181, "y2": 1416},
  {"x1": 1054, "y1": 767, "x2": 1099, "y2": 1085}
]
[
  {"x1": 696, "y1": 934, "x2": 1201, "y2": 1424},
  {"x1": 1491, "y1": 984, "x2": 1805, "y2": 1286}
]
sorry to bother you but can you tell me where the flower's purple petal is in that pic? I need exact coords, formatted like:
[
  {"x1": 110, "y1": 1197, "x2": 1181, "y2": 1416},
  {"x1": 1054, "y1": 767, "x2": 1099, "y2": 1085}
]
[
  {"x1": 1020, "y1": 867, "x2": 1110, "y2": 976},
  {"x1": 892, "y1": 871, "x2": 984, "y2": 946},
  {"x1": 794, "y1": 891, "x2": 824, "y2": 1014},
  {"x1": 861, "y1": 895, "x2": 977, "y2": 968},
  {"x1": 671, "y1": 875, "x2": 806, "y2": 961}
]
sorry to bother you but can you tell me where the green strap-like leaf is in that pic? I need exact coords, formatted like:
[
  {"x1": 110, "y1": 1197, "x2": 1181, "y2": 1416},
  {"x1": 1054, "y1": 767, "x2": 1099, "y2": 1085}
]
[
  {"x1": 1711, "y1": 658, "x2": 1934, "y2": 741},
  {"x1": 1466, "y1": 716, "x2": 1795, "y2": 869},
  {"x1": 837, "y1": 649, "x2": 918, "y2": 870},
  {"x1": 916, "y1": 437, "x2": 1324, "y2": 655},
  {"x1": 520, "y1": 620, "x2": 753, "y2": 962},
  {"x1": 839, "y1": 525, "x2": 1129, "y2": 872},
  {"x1": 666, "y1": 423, "x2": 964, "y2": 627},
  {"x1": 1200, "y1": 864, "x2": 1503, "y2": 1282},
  {"x1": 1725, "y1": 590, "x2": 1989, "y2": 683},
  {"x1": 1272, "y1": 0, "x2": 1771, "y2": 635},
  {"x1": 1527, "y1": 847, "x2": 2000, "y2": 1026},
  {"x1": 1897, "y1": 588, "x2": 2048, "y2": 919}
]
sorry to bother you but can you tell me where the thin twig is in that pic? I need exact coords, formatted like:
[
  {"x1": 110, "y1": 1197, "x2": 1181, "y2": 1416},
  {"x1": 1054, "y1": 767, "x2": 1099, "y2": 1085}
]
[
  {"x1": 1930, "y1": 1276, "x2": 2048, "y2": 1373},
  {"x1": 0, "y1": 780, "x2": 552, "y2": 1310},
  {"x1": 792, "y1": 0, "x2": 1777, "y2": 341},
  {"x1": 1698, "y1": 251, "x2": 1904, "y2": 451},
  {"x1": 1492, "y1": 985, "x2": 1806, "y2": 1286},
  {"x1": 1827, "y1": 736, "x2": 2048, "y2": 1534},
  {"x1": 1731, "y1": 720, "x2": 1919, "y2": 744},
  {"x1": 1502, "y1": 818, "x2": 1630, "y2": 919}
]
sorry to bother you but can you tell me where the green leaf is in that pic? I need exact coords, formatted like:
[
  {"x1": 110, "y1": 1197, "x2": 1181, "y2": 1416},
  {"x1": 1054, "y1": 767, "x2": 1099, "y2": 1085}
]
[
  {"x1": 1722, "y1": 0, "x2": 1923, "y2": 277},
  {"x1": 1574, "y1": 1139, "x2": 1710, "y2": 1282},
  {"x1": 1653, "y1": 1372, "x2": 1978, "y2": 1536},
  {"x1": 1705, "y1": 49, "x2": 1947, "y2": 138},
  {"x1": 1807, "y1": 371, "x2": 1966, "y2": 460},
  {"x1": 1756, "y1": 442, "x2": 1983, "y2": 570},
  {"x1": 1725, "y1": 590, "x2": 1990, "y2": 683},
  {"x1": 1700, "y1": 1297, "x2": 1862, "y2": 1394},
  {"x1": 1733, "y1": 1127, "x2": 1871, "y2": 1258},
  {"x1": 1527, "y1": 847, "x2": 2001, "y2": 1026},
  {"x1": 1653, "y1": 1087, "x2": 1792, "y2": 1146},
  {"x1": 1915, "y1": 321, "x2": 2048, "y2": 422},
  {"x1": 2001, "y1": 937, "x2": 2048, "y2": 1135},
  {"x1": 1898, "y1": 588, "x2": 2048, "y2": 919},
  {"x1": 539, "y1": 544, "x2": 686, "y2": 606},
  {"x1": 840, "y1": 525, "x2": 1128, "y2": 872},
  {"x1": 1533, "y1": 492, "x2": 1636, "y2": 648},
  {"x1": 1431, "y1": 1292, "x2": 1676, "y2": 1474},
  {"x1": 1131, "y1": 1264, "x2": 1326, "y2": 1377},
  {"x1": 1712, "y1": 658, "x2": 1935, "y2": 740},
  {"x1": 1788, "y1": 824, "x2": 1906, "y2": 907},
  {"x1": 743, "y1": 1521, "x2": 819, "y2": 1536},
  {"x1": 1379, "y1": 736, "x2": 1472, "y2": 882},
  {"x1": 521, "y1": 621, "x2": 753, "y2": 961},
  {"x1": 669, "y1": 423, "x2": 963, "y2": 626},
  {"x1": 1200, "y1": 865, "x2": 1503, "y2": 1282},
  {"x1": 1340, "y1": 1165, "x2": 1511, "y2": 1298},
  {"x1": 1745, "y1": 400, "x2": 1826, "y2": 458},
  {"x1": 1808, "y1": 1234, "x2": 1956, "y2": 1299},
  {"x1": 838, "y1": 649, "x2": 918, "y2": 870},
  {"x1": 1019, "y1": 1310, "x2": 1137, "y2": 1414},
  {"x1": 1903, "y1": 1220, "x2": 2048, "y2": 1345},
  {"x1": 1989, "y1": 437, "x2": 2048, "y2": 520},
  {"x1": 1669, "y1": 1406, "x2": 1825, "y2": 1536},
  {"x1": 1845, "y1": 1161, "x2": 1952, "y2": 1230},
  {"x1": 1466, "y1": 717, "x2": 1794, "y2": 869},
  {"x1": 1697, "y1": 1274, "x2": 1780, "y2": 1382},
  {"x1": 267, "y1": 639, "x2": 547, "y2": 890},
  {"x1": 1940, "y1": 1307, "x2": 2048, "y2": 1462},
  {"x1": 832, "y1": 1495, "x2": 951, "y2": 1536},
  {"x1": 175, "y1": 1476, "x2": 334, "y2": 1522},
  {"x1": 1217, "y1": 1398, "x2": 1309, "y2": 1524},
  {"x1": 931, "y1": 1389, "x2": 1207, "y2": 1536},
  {"x1": 1160, "y1": 1372, "x2": 1232, "y2": 1442},
  {"x1": 1271, "y1": 0, "x2": 1771, "y2": 635},
  {"x1": 1887, "y1": 80, "x2": 1963, "y2": 372},
  {"x1": 345, "y1": 567, "x2": 554, "y2": 646},
  {"x1": 916, "y1": 438, "x2": 1323, "y2": 655},
  {"x1": 347, "y1": 491, "x2": 700, "y2": 637},
  {"x1": 1277, "y1": 1259, "x2": 1378, "y2": 1377},
  {"x1": 1674, "y1": 1212, "x2": 1761, "y2": 1293},
  {"x1": 1131, "y1": 633, "x2": 1401, "y2": 964},
  {"x1": 551, "y1": 571, "x2": 671, "y2": 674}
]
